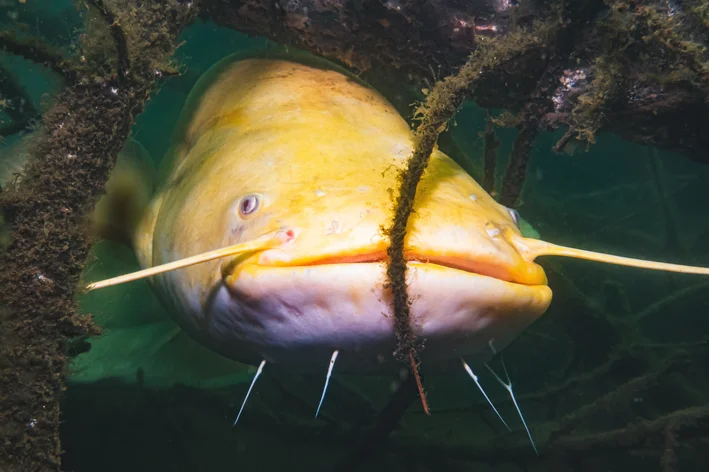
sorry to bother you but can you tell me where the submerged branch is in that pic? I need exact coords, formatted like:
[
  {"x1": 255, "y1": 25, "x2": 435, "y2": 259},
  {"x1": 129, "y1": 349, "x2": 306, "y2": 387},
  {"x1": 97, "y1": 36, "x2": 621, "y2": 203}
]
[
  {"x1": 0, "y1": 2, "x2": 196, "y2": 471},
  {"x1": 0, "y1": 31, "x2": 77, "y2": 81},
  {"x1": 87, "y1": 0, "x2": 131, "y2": 79},
  {"x1": 500, "y1": 116, "x2": 539, "y2": 208},
  {"x1": 203, "y1": 0, "x2": 709, "y2": 163},
  {"x1": 334, "y1": 373, "x2": 421, "y2": 471},
  {"x1": 387, "y1": 404, "x2": 709, "y2": 464},
  {"x1": 482, "y1": 114, "x2": 499, "y2": 194},
  {"x1": 0, "y1": 63, "x2": 39, "y2": 137},
  {"x1": 384, "y1": 23, "x2": 554, "y2": 414}
]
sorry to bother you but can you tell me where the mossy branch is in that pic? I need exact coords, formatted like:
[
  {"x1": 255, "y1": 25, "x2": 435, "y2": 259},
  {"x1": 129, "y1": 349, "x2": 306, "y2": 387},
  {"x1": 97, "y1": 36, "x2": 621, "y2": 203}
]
[
  {"x1": 387, "y1": 403, "x2": 709, "y2": 464},
  {"x1": 0, "y1": 2, "x2": 197, "y2": 471},
  {"x1": 384, "y1": 23, "x2": 555, "y2": 412},
  {"x1": 87, "y1": 0, "x2": 131, "y2": 80},
  {"x1": 498, "y1": 100, "x2": 548, "y2": 208},
  {"x1": 0, "y1": 63, "x2": 39, "y2": 137},
  {"x1": 0, "y1": 31, "x2": 78, "y2": 81}
]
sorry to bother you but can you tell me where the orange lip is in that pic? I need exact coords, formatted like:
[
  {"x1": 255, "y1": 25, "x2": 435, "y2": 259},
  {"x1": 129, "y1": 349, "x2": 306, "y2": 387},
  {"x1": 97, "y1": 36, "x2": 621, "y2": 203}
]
[{"x1": 252, "y1": 249, "x2": 547, "y2": 286}]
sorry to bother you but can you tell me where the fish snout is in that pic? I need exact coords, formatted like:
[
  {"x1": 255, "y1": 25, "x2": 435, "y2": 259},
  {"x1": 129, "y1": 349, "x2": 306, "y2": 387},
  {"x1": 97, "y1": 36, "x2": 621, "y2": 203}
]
[{"x1": 403, "y1": 214, "x2": 548, "y2": 287}]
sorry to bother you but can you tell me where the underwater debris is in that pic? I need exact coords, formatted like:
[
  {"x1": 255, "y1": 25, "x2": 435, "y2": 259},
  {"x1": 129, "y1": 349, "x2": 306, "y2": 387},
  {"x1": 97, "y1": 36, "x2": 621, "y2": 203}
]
[
  {"x1": 0, "y1": 2, "x2": 195, "y2": 471},
  {"x1": 204, "y1": 0, "x2": 709, "y2": 162},
  {"x1": 384, "y1": 21, "x2": 554, "y2": 413},
  {"x1": 499, "y1": 102, "x2": 545, "y2": 208},
  {"x1": 334, "y1": 373, "x2": 421, "y2": 472},
  {"x1": 0, "y1": 30, "x2": 77, "y2": 81},
  {"x1": 0, "y1": 64, "x2": 38, "y2": 138}
]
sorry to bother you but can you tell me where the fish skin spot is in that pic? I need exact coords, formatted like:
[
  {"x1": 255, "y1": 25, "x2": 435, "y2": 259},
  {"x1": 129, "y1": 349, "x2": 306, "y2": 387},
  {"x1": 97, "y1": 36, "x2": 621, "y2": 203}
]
[
  {"x1": 485, "y1": 222, "x2": 501, "y2": 238},
  {"x1": 282, "y1": 300, "x2": 303, "y2": 317},
  {"x1": 390, "y1": 141, "x2": 413, "y2": 159},
  {"x1": 326, "y1": 220, "x2": 340, "y2": 235},
  {"x1": 231, "y1": 225, "x2": 245, "y2": 238},
  {"x1": 469, "y1": 194, "x2": 477, "y2": 201},
  {"x1": 315, "y1": 189, "x2": 326, "y2": 197}
]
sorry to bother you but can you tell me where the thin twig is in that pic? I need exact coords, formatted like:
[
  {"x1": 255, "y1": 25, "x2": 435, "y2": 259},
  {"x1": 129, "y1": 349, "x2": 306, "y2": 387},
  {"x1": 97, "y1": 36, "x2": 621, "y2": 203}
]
[
  {"x1": 385, "y1": 405, "x2": 709, "y2": 464},
  {"x1": 385, "y1": 25, "x2": 553, "y2": 414},
  {"x1": 335, "y1": 373, "x2": 420, "y2": 472},
  {"x1": 482, "y1": 112, "x2": 499, "y2": 194},
  {"x1": 0, "y1": 31, "x2": 76, "y2": 80},
  {"x1": 499, "y1": 117, "x2": 539, "y2": 208},
  {"x1": 0, "y1": 63, "x2": 39, "y2": 137}
]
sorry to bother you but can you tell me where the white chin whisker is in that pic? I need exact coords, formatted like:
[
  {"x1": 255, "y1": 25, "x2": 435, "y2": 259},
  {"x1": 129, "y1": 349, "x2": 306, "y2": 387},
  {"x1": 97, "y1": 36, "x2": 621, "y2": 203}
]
[
  {"x1": 460, "y1": 358, "x2": 511, "y2": 431},
  {"x1": 232, "y1": 359, "x2": 266, "y2": 426},
  {"x1": 484, "y1": 355, "x2": 539, "y2": 456},
  {"x1": 315, "y1": 349, "x2": 340, "y2": 419}
]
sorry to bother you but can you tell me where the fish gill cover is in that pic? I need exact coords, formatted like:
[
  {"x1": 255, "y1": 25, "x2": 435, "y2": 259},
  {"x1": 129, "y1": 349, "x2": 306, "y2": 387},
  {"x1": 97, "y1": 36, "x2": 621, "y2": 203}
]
[{"x1": 1, "y1": 1, "x2": 709, "y2": 471}]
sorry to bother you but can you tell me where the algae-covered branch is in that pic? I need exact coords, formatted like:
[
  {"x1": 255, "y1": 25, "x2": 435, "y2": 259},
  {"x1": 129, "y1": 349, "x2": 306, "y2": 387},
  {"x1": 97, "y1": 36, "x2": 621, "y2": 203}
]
[
  {"x1": 202, "y1": 0, "x2": 709, "y2": 163},
  {"x1": 0, "y1": 2, "x2": 194, "y2": 471}
]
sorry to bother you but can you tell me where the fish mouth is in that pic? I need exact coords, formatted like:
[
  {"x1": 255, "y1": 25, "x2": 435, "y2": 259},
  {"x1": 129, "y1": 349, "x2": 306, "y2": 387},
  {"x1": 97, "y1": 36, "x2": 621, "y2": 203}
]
[
  {"x1": 239, "y1": 248, "x2": 548, "y2": 287},
  {"x1": 216, "y1": 247, "x2": 552, "y2": 375}
]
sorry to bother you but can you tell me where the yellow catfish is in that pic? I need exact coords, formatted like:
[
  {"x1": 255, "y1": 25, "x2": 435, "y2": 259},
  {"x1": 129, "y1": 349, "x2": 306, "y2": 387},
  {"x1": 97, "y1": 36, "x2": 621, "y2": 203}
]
[{"x1": 87, "y1": 52, "x2": 709, "y2": 445}]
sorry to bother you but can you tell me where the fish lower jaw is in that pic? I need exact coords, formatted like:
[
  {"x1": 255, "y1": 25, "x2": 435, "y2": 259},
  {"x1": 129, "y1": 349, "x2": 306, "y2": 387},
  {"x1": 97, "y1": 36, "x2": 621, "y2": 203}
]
[{"x1": 205, "y1": 261, "x2": 552, "y2": 375}]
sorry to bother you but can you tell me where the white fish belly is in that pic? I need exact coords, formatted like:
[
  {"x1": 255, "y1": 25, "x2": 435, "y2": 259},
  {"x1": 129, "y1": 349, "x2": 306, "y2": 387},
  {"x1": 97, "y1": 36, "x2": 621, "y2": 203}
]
[{"x1": 176, "y1": 262, "x2": 551, "y2": 374}]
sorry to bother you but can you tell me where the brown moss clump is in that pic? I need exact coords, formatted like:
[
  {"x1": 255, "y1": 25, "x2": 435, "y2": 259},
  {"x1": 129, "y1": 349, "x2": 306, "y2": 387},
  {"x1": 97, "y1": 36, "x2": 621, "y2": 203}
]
[
  {"x1": 568, "y1": 56, "x2": 621, "y2": 146},
  {"x1": 383, "y1": 22, "x2": 556, "y2": 412},
  {"x1": 627, "y1": 2, "x2": 709, "y2": 85},
  {"x1": 560, "y1": 0, "x2": 709, "y2": 148},
  {"x1": 0, "y1": 2, "x2": 195, "y2": 470},
  {"x1": 689, "y1": 0, "x2": 709, "y2": 30}
]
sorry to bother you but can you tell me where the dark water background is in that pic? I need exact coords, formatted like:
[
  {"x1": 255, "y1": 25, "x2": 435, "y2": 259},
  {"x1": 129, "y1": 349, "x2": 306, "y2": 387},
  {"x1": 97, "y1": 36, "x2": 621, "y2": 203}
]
[{"x1": 2, "y1": 1, "x2": 709, "y2": 471}]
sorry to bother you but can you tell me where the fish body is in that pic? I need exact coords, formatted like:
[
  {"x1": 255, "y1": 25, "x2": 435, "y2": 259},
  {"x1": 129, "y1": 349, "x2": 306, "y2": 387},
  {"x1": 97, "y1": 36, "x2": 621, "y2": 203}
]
[{"x1": 133, "y1": 53, "x2": 551, "y2": 374}]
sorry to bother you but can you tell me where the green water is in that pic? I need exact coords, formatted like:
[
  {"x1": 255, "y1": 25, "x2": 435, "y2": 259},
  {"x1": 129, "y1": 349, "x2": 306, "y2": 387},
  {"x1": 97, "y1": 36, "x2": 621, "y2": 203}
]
[{"x1": 1, "y1": 2, "x2": 709, "y2": 471}]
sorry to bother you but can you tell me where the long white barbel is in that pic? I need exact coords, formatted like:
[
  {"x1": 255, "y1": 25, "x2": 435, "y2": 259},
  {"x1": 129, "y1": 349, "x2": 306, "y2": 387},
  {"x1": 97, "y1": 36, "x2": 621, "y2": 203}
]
[
  {"x1": 233, "y1": 359, "x2": 267, "y2": 426},
  {"x1": 85, "y1": 230, "x2": 293, "y2": 291},
  {"x1": 510, "y1": 231, "x2": 709, "y2": 275},
  {"x1": 315, "y1": 349, "x2": 340, "y2": 419}
]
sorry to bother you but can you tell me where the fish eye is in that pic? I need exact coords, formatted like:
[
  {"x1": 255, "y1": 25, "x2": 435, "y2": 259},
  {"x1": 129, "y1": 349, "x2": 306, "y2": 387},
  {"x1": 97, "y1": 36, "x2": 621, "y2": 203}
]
[
  {"x1": 239, "y1": 194, "x2": 260, "y2": 216},
  {"x1": 507, "y1": 208, "x2": 521, "y2": 227}
]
